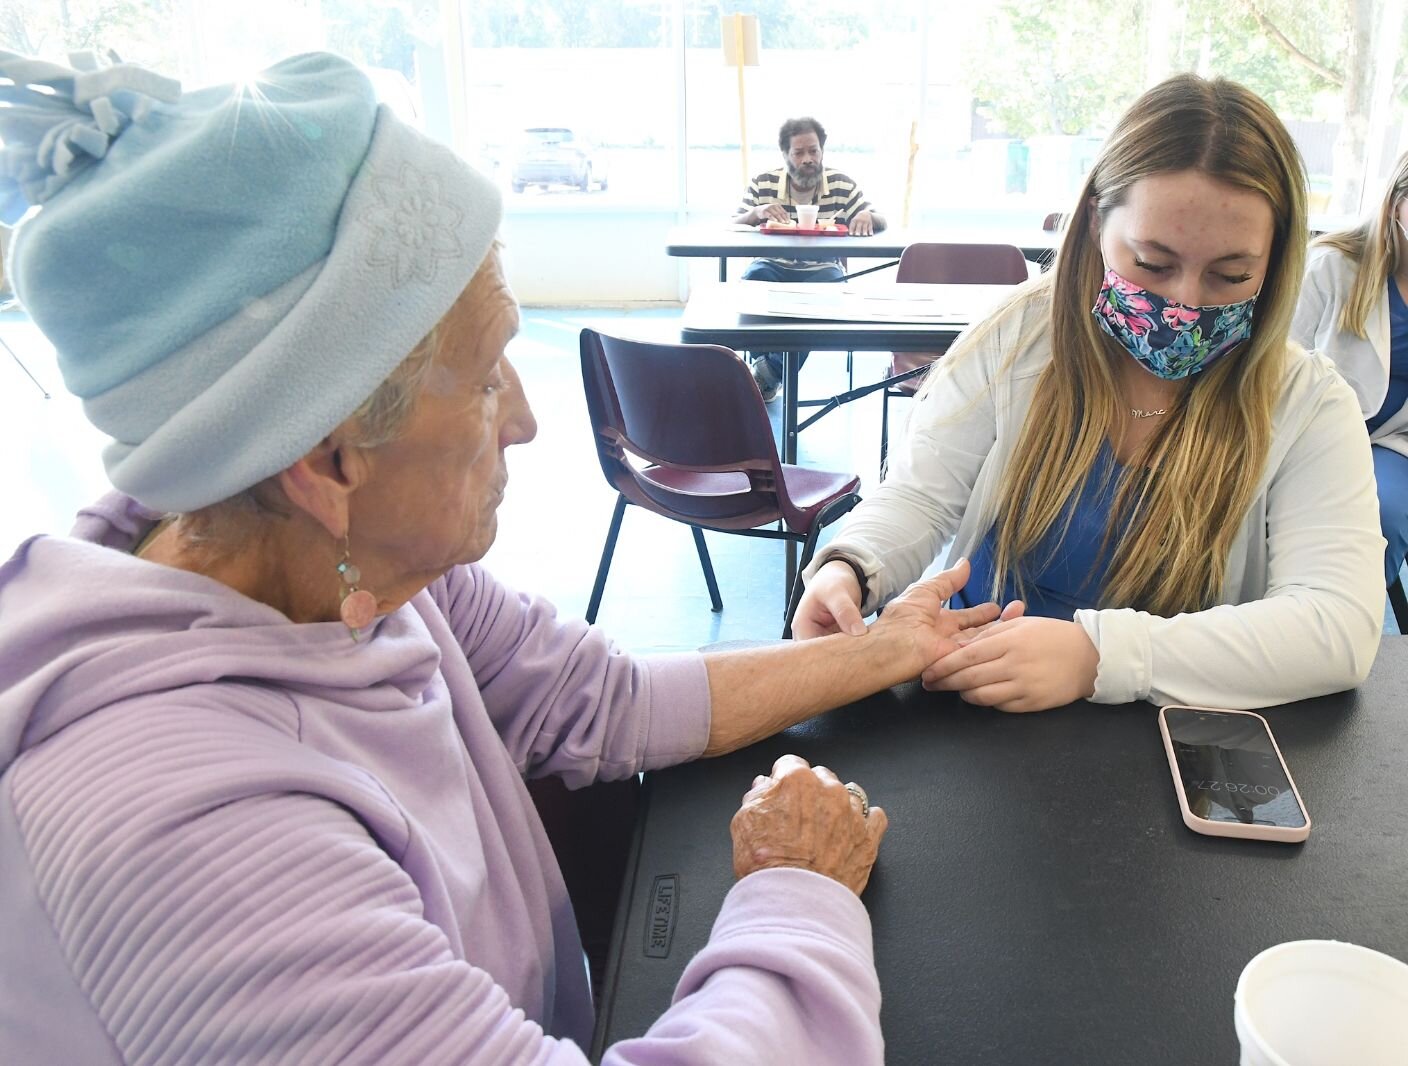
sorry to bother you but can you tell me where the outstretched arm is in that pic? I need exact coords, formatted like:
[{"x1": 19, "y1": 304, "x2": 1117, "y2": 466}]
[{"x1": 703, "y1": 560, "x2": 999, "y2": 755}]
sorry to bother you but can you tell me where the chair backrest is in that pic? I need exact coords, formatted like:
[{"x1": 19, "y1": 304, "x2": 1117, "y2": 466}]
[
  {"x1": 895, "y1": 242, "x2": 1030, "y2": 285},
  {"x1": 579, "y1": 328, "x2": 797, "y2": 527},
  {"x1": 1041, "y1": 212, "x2": 1067, "y2": 232},
  {"x1": 885, "y1": 243, "x2": 1029, "y2": 392}
]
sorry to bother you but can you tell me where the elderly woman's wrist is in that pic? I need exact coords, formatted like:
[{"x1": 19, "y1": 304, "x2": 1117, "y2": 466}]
[
  {"x1": 814, "y1": 611, "x2": 920, "y2": 693},
  {"x1": 867, "y1": 616, "x2": 930, "y2": 681},
  {"x1": 861, "y1": 592, "x2": 946, "y2": 680}
]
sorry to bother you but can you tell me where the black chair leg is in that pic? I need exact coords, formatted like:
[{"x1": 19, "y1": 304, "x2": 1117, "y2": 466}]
[
  {"x1": 781, "y1": 535, "x2": 806, "y2": 641},
  {"x1": 782, "y1": 492, "x2": 863, "y2": 639},
  {"x1": 691, "y1": 526, "x2": 724, "y2": 612},
  {"x1": 879, "y1": 388, "x2": 891, "y2": 472},
  {"x1": 586, "y1": 495, "x2": 628, "y2": 623},
  {"x1": 1389, "y1": 574, "x2": 1408, "y2": 634},
  {"x1": 784, "y1": 540, "x2": 797, "y2": 606}
]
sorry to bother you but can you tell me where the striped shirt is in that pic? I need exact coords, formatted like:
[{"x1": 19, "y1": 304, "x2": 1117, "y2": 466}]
[{"x1": 740, "y1": 167, "x2": 875, "y2": 271}]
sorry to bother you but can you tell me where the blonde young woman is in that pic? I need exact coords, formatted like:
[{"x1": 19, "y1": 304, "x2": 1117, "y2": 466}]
[
  {"x1": 1292, "y1": 152, "x2": 1408, "y2": 586},
  {"x1": 794, "y1": 74, "x2": 1386, "y2": 712}
]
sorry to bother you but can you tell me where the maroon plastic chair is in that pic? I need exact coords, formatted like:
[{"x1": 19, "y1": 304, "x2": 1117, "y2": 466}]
[
  {"x1": 580, "y1": 328, "x2": 862, "y2": 638},
  {"x1": 880, "y1": 242, "x2": 1030, "y2": 466}
]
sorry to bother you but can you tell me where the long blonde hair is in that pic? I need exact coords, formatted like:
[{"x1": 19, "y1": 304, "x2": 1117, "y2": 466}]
[
  {"x1": 970, "y1": 76, "x2": 1307, "y2": 616},
  {"x1": 1314, "y1": 151, "x2": 1408, "y2": 338}
]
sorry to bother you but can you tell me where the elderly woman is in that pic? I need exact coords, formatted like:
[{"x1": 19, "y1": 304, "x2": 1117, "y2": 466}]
[{"x1": 0, "y1": 52, "x2": 997, "y2": 1063}]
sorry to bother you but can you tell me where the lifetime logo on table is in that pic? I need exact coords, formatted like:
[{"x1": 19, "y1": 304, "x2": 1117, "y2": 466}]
[{"x1": 644, "y1": 874, "x2": 679, "y2": 958}]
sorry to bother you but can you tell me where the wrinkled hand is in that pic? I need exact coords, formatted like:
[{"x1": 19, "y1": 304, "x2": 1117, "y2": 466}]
[
  {"x1": 870, "y1": 560, "x2": 1008, "y2": 669},
  {"x1": 754, "y1": 203, "x2": 791, "y2": 225},
  {"x1": 922, "y1": 615, "x2": 1099, "y2": 712},
  {"x1": 792, "y1": 557, "x2": 1000, "y2": 654},
  {"x1": 849, "y1": 210, "x2": 876, "y2": 236},
  {"x1": 732, "y1": 754, "x2": 888, "y2": 895}
]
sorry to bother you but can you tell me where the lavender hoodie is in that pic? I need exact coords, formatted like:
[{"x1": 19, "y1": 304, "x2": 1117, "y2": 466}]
[{"x1": 0, "y1": 494, "x2": 882, "y2": 1065}]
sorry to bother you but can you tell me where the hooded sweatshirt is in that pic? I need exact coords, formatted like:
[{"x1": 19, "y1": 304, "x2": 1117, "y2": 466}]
[{"x1": 0, "y1": 493, "x2": 883, "y2": 1065}]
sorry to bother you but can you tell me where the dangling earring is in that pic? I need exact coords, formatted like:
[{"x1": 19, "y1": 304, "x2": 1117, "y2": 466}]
[{"x1": 336, "y1": 533, "x2": 377, "y2": 639}]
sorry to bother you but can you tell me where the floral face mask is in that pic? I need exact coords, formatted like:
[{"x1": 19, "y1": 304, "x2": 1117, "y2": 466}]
[{"x1": 1092, "y1": 267, "x2": 1256, "y2": 380}]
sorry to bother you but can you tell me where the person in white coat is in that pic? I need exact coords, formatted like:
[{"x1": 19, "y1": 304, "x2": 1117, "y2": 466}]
[
  {"x1": 1291, "y1": 152, "x2": 1408, "y2": 587},
  {"x1": 791, "y1": 74, "x2": 1385, "y2": 713}
]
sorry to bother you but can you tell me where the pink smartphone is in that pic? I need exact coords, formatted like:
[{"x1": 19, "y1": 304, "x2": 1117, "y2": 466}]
[{"x1": 1158, "y1": 705, "x2": 1311, "y2": 844}]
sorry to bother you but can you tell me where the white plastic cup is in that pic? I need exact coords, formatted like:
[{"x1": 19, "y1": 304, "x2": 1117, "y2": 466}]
[
  {"x1": 1234, "y1": 940, "x2": 1408, "y2": 1066},
  {"x1": 796, "y1": 204, "x2": 819, "y2": 228}
]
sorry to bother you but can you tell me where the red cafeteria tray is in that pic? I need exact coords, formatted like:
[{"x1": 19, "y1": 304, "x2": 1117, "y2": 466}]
[{"x1": 760, "y1": 222, "x2": 849, "y2": 236}]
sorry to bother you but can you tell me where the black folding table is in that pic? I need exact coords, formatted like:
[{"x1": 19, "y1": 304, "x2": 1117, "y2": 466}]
[{"x1": 594, "y1": 638, "x2": 1408, "y2": 1064}]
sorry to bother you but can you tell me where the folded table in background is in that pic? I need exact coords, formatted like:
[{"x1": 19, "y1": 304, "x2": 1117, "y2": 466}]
[
  {"x1": 680, "y1": 280, "x2": 1017, "y2": 465},
  {"x1": 593, "y1": 637, "x2": 1408, "y2": 1065},
  {"x1": 665, "y1": 216, "x2": 1357, "y2": 282},
  {"x1": 729, "y1": 281, "x2": 1006, "y2": 323},
  {"x1": 666, "y1": 224, "x2": 1059, "y2": 281}
]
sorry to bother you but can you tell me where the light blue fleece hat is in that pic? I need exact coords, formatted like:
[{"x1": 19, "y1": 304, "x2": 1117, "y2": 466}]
[{"x1": 0, "y1": 50, "x2": 501, "y2": 512}]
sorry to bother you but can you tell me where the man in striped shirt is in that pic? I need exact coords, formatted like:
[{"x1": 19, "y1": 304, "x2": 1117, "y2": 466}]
[{"x1": 734, "y1": 116, "x2": 886, "y2": 400}]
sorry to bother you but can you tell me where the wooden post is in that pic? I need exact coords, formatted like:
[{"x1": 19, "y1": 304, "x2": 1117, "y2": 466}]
[
  {"x1": 902, "y1": 121, "x2": 919, "y2": 227},
  {"x1": 723, "y1": 14, "x2": 759, "y2": 189},
  {"x1": 906, "y1": 1, "x2": 930, "y2": 229},
  {"x1": 733, "y1": 14, "x2": 749, "y2": 186}
]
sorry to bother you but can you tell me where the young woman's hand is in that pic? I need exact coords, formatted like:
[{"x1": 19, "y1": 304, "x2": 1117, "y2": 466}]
[
  {"x1": 949, "y1": 597, "x2": 1027, "y2": 640},
  {"x1": 791, "y1": 559, "x2": 867, "y2": 638},
  {"x1": 921, "y1": 616, "x2": 1099, "y2": 712},
  {"x1": 792, "y1": 557, "x2": 1003, "y2": 644}
]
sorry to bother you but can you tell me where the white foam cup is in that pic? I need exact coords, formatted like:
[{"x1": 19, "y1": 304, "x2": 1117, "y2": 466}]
[
  {"x1": 1234, "y1": 940, "x2": 1408, "y2": 1066},
  {"x1": 796, "y1": 204, "x2": 819, "y2": 228}
]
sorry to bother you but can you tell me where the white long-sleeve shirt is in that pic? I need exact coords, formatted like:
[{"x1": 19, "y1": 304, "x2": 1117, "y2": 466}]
[
  {"x1": 1290, "y1": 243, "x2": 1408, "y2": 458},
  {"x1": 806, "y1": 289, "x2": 1385, "y2": 709}
]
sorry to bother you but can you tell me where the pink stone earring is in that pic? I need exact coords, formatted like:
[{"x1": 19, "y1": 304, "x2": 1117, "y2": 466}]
[{"x1": 337, "y1": 534, "x2": 377, "y2": 639}]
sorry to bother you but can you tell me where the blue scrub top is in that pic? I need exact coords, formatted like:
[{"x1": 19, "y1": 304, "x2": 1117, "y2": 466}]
[
  {"x1": 955, "y1": 441, "x2": 1127, "y2": 617},
  {"x1": 1366, "y1": 276, "x2": 1408, "y2": 433}
]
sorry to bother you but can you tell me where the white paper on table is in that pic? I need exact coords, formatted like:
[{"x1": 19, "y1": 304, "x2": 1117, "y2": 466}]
[{"x1": 736, "y1": 283, "x2": 982, "y2": 323}]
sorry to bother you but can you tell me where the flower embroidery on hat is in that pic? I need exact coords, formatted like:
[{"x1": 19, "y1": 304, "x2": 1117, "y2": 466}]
[{"x1": 360, "y1": 162, "x2": 465, "y2": 287}]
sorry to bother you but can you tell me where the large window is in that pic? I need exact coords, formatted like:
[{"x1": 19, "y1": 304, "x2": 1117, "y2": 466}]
[
  {"x1": 682, "y1": 2, "x2": 920, "y2": 217},
  {"x1": 3, "y1": 1, "x2": 1405, "y2": 239},
  {"x1": 460, "y1": 0, "x2": 681, "y2": 206},
  {"x1": 1, "y1": 2, "x2": 446, "y2": 143},
  {"x1": 686, "y1": 0, "x2": 1406, "y2": 228},
  {"x1": 958, "y1": 0, "x2": 1407, "y2": 220}
]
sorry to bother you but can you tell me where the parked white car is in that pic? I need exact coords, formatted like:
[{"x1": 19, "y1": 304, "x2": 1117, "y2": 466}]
[{"x1": 510, "y1": 127, "x2": 608, "y2": 192}]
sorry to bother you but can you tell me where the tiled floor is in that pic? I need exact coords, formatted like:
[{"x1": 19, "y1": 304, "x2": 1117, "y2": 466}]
[{"x1": 4, "y1": 305, "x2": 1401, "y2": 646}]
